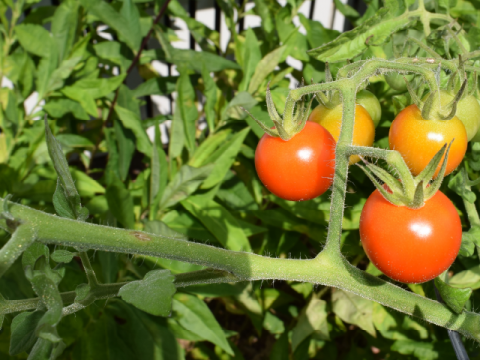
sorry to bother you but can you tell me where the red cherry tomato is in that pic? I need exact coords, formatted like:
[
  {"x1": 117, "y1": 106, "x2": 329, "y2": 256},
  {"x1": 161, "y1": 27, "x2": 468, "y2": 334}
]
[
  {"x1": 255, "y1": 121, "x2": 336, "y2": 201},
  {"x1": 359, "y1": 189, "x2": 462, "y2": 284}
]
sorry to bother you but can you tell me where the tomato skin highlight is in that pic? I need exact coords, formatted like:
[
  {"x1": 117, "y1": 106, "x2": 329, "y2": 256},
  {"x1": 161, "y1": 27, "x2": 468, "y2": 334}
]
[
  {"x1": 389, "y1": 104, "x2": 467, "y2": 176},
  {"x1": 255, "y1": 121, "x2": 336, "y2": 201},
  {"x1": 309, "y1": 103, "x2": 375, "y2": 165},
  {"x1": 360, "y1": 189, "x2": 462, "y2": 284}
]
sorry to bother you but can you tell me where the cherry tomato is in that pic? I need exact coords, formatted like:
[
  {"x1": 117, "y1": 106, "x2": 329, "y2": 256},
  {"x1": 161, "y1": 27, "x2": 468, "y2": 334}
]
[
  {"x1": 356, "y1": 90, "x2": 382, "y2": 127},
  {"x1": 437, "y1": 91, "x2": 480, "y2": 141},
  {"x1": 389, "y1": 104, "x2": 467, "y2": 176},
  {"x1": 255, "y1": 121, "x2": 335, "y2": 201},
  {"x1": 308, "y1": 103, "x2": 375, "y2": 165},
  {"x1": 359, "y1": 188, "x2": 462, "y2": 284}
]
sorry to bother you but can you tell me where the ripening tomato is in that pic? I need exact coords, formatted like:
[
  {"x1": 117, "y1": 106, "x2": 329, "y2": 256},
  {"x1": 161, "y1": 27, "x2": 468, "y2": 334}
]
[
  {"x1": 359, "y1": 188, "x2": 462, "y2": 284},
  {"x1": 255, "y1": 121, "x2": 336, "y2": 201},
  {"x1": 422, "y1": 90, "x2": 480, "y2": 141},
  {"x1": 308, "y1": 103, "x2": 375, "y2": 165},
  {"x1": 389, "y1": 104, "x2": 467, "y2": 176}
]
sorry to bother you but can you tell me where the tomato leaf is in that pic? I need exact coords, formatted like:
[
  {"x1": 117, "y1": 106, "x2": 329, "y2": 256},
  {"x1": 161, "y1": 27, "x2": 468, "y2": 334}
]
[
  {"x1": 119, "y1": 269, "x2": 176, "y2": 316},
  {"x1": 45, "y1": 118, "x2": 89, "y2": 221},
  {"x1": 435, "y1": 277, "x2": 472, "y2": 314},
  {"x1": 172, "y1": 292, "x2": 234, "y2": 355},
  {"x1": 308, "y1": 8, "x2": 411, "y2": 62}
]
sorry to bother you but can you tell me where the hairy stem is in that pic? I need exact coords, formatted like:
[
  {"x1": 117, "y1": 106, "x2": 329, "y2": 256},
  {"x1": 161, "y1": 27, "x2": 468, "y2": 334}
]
[{"x1": 1, "y1": 198, "x2": 480, "y2": 339}]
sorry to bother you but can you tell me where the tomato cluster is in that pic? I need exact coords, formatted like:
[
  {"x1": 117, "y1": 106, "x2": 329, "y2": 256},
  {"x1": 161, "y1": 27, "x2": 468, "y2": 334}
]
[{"x1": 253, "y1": 79, "x2": 476, "y2": 284}]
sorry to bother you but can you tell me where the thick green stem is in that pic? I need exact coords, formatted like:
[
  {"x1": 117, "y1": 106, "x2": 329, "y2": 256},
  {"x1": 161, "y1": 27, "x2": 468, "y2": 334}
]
[
  {"x1": 2, "y1": 194, "x2": 480, "y2": 338},
  {"x1": 322, "y1": 84, "x2": 356, "y2": 255},
  {"x1": 0, "y1": 225, "x2": 36, "y2": 278}
]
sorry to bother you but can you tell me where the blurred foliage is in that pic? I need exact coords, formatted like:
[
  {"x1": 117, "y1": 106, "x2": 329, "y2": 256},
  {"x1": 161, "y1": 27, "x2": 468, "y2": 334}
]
[{"x1": 1, "y1": 0, "x2": 480, "y2": 359}]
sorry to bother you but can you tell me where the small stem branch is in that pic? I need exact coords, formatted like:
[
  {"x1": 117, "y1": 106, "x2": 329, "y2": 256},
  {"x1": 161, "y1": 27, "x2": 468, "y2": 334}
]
[
  {"x1": 0, "y1": 225, "x2": 36, "y2": 279},
  {"x1": 461, "y1": 166, "x2": 480, "y2": 228},
  {"x1": 1, "y1": 269, "x2": 240, "y2": 317},
  {"x1": 78, "y1": 251, "x2": 99, "y2": 288}
]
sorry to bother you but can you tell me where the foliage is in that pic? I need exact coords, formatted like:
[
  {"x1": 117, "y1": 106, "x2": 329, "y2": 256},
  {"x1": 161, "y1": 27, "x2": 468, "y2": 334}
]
[{"x1": 1, "y1": 0, "x2": 480, "y2": 359}]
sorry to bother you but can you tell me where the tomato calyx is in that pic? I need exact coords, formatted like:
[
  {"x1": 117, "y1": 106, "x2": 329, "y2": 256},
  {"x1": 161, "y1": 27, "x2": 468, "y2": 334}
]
[
  {"x1": 405, "y1": 71, "x2": 467, "y2": 121},
  {"x1": 357, "y1": 141, "x2": 453, "y2": 209},
  {"x1": 242, "y1": 82, "x2": 314, "y2": 141}
]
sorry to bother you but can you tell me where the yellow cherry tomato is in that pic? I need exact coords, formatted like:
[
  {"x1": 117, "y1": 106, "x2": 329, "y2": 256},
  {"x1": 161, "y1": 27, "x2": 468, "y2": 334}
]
[{"x1": 308, "y1": 103, "x2": 375, "y2": 165}]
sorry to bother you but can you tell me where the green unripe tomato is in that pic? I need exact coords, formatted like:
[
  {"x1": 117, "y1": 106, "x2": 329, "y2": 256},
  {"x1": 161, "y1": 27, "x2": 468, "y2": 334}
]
[
  {"x1": 472, "y1": 98, "x2": 480, "y2": 142},
  {"x1": 385, "y1": 73, "x2": 414, "y2": 92},
  {"x1": 435, "y1": 91, "x2": 480, "y2": 141},
  {"x1": 356, "y1": 90, "x2": 382, "y2": 127}
]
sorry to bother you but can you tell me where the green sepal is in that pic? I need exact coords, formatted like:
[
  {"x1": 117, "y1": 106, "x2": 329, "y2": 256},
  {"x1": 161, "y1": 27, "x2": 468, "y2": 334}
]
[
  {"x1": 241, "y1": 107, "x2": 277, "y2": 137},
  {"x1": 356, "y1": 164, "x2": 404, "y2": 206},
  {"x1": 434, "y1": 277, "x2": 472, "y2": 314},
  {"x1": 265, "y1": 84, "x2": 282, "y2": 123},
  {"x1": 424, "y1": 142, "x2": 452, "y2": 199}
]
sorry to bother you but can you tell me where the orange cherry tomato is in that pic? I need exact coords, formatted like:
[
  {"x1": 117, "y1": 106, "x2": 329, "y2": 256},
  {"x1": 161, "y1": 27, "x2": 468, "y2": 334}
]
[
  {"x1": 255, "y1": 121, "x2": 336, "y2": 201},
  {"x1": 389, "y1": 104, "x2": 467, "y2": 176},
  {"x1": 308, "y1": 103, "x2": 375, "y2": 164},
  {"x1": 360, "y1": 189, "x2": 462, "y2": 284}
]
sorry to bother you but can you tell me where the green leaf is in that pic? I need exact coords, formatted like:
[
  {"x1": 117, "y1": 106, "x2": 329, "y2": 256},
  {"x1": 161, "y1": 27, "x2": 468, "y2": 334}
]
[
  {"x1": 262, "y1": 312, "x2": 285, "y2": 334},
  {"x1": 61, "y1": 87, "x2": 97, "y2": 117},
  {"x1": 66, "y1": 75, "x2": 126, "y2": 100},
  {"x1": 159, "y1": 164, "x2": 213, "y2": 210},
  {"x1": 131, "y1": 76, "x2": 179, "y2": 97},
  {"x1": 448, "y1": 170, "x2": 476, "y2": 203},
  {"x1": 94, "y1": 41, "x2": 131, "y2": 72},
  {"x1": 44, "y1": 98, "x2": 90, "y2": 120},
  {"x1": 331, "y1": 289, "x2": 376, "y2": 336},
  {"x1": 201, "y1": 65, "x2": 218, "y2": 132},
  {"x1": 149, "y1": 126, "x2": 168, "y2": 220},
  {"x1": 201, "y1": 128, "x2": 250, "y2": 189},
  {"x1": 15, "y1": 24, "x2": 54, "y2": 57},
  {"x1": 391, "y1": 340, "x2": 439, "y2": 360},
  {"x1": 56, "y1": 134, "x2": 94, "y2": 148},
  {"x1": 248, "y1": 46, "x2": 286, "y2": 94},
  {"x1": 89, "y1": 1, "x2": 140, "y2": 52},
  {"x1": 308, "y1": 8, "x2": 410, "y2": 62},
  {"x1": 434, "y1": 277, "x2": 472, "y2": 314},
  {"x1": 119, "y1": 269, "x2": 176, "y2": 316},
  {"x1": 239, "y1": 28, "x2": 262, "y2": 92},
  {"x1": 51, "y1": 0, "x2": 79, "y2": 61},
  {"x1": 222, "y1": 91, "x2": 257, "y2": 121},
  {"x1": 172, "y1": 292, "x2": 234, "y2": 356},
  {"x1": 174, "y1": 72, "x2": 198, "y2": 154},
  {"x1": 459, "y1": 232, "x2": 475, "y2": 257},
  {"x1": 10, "y1": 311, "x2": 44, "y2": 355},
  {"x1": 22, "y1": 242, "x2": 50, "y2": 270},
  {"x1": 291, "y1": 299, "x2": 329, "y2": 351},
  {"x1": 115, "y1": 105, "x2": 153, "y2": 156},
  {"x1": 120, "y1": 0, "x2": 142, "y2": 52},
  {"x1": 189, "y1": 129, "x2": 232, "y2": 168},
  {"x1": 334, "y1": 0, "x2": 360, "y2": 20},
  {"x1": 448, "y1": 265, "x2": 480, "y2": 290},
  {"x1": 51, "y1": 250, "x2": 76, "y2": 263},
  {"x1": 181, "y1": 195, "x2": 252, "y2": 251},
  {"x1": 45, "y1": 119, "x2": 89, "y2": 221},
  {"x1": 114, "y1": 120, "x2": 135, "y2": 181},
  {"x1": 105, "y1": 174, "x2": 134, "y2": 229}
]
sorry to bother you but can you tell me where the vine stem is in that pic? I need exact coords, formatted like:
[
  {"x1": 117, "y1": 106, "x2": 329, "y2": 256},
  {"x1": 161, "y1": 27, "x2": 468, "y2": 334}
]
[
  {"x1": 1, "y1": 197, "x2": 480, "y2": 340},
  {"x1": 1, "y1": 269, "x2": 240, "y2": 317}
]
